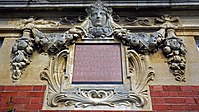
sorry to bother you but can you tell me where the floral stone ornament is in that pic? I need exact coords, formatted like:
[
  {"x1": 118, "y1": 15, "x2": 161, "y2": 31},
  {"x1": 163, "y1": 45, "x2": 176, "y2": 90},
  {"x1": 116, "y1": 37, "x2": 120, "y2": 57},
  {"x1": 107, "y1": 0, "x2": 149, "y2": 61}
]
[
  {"x1": 162, "y1": 29, "x2": 186, "y2": 82},
  {"x1": 10, "y1": 1, "x2": 186, "y2": 110}
]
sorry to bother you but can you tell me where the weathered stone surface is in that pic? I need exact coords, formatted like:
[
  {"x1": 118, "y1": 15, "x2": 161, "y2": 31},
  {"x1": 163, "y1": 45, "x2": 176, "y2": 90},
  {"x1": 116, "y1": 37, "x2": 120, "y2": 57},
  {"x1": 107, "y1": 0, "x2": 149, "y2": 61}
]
[
  {"x1": 0, "y1": 1, "x2": 199, "y2": 111},
  {"x1": 72, "y1": 44, "x2": 123, "y2": 84}
]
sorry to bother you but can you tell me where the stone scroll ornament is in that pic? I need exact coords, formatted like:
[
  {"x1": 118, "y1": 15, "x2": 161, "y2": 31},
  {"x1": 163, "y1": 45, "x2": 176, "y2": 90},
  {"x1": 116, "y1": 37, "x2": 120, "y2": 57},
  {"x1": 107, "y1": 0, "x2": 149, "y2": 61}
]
[{"x1": 11, "y1": 1, "x2": 186, "y2": 109}]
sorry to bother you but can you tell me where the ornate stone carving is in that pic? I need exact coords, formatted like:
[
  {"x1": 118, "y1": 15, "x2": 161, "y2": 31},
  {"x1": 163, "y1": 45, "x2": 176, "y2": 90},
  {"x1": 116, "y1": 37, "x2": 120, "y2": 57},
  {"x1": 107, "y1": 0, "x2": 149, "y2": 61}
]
[
  {"x1": 162, "y1": 30, "x2": 186, "y2": 82},
  {"x1": 40, "y1": 49, "x2": 69, "y2": 96},
  {"x1": 155, "y1": 15, "x2": 186, "y2": 82},
  {"x1": 11, "y1": 29, "x2": 34, "y2": 81},
  {"x1": 10, "y1": 1, "x2": 187, "y2": 110},
  {"x1": 45, "y1": 88, "x2": 147, "y2": 108},
  {"x1": 155, "y1": 15, "x2": 180, "y2": 28},
  {"x1": 59, "y1": 17, "x2": 77, "y2": 25},
  {"x1": 32, "y1": 28, "x2": 78, "y2": 54},
  {"x1": 127, "y1": 50, "x2": 155, "y2": 93},
  {"x1": 81, "y1": 1, "x2": 121, "y2": 39},
  {"x1": 16, "y1": 17, "x2": 60, "y2": 29},
  {"x1": 40, "y1": 48, "x2": 154, "y2": 109},
  {"x1": 114, "y1": 30, "x2": 162, "y2": 53},
  {"x1": 10, "y1": 27, "x2": 80, "y2": 82},
  {"x1": 125, "y1": 17, "x2": 152, "y2": 26}
]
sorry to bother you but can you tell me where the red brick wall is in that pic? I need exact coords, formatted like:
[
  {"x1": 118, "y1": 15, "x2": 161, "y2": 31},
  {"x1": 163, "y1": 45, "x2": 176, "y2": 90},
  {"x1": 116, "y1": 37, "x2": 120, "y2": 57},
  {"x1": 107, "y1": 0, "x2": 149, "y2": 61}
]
[
  {"x1": 150, "y1": 85, "x2": 199, "y2": 111},
  {"x1": 0, "y1": 85, "x2": 46, "y2": 112},
  {"x1": 0, "y1": 85, "x2": 198, "y2": 112}
]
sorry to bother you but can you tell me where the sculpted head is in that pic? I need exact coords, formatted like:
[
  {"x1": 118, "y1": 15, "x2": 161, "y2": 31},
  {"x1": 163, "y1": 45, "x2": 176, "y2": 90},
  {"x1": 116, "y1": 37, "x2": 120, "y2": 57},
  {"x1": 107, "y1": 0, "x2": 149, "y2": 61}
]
[{"x1": 86, "y1": 1, "x2": 112, "y2": 27}]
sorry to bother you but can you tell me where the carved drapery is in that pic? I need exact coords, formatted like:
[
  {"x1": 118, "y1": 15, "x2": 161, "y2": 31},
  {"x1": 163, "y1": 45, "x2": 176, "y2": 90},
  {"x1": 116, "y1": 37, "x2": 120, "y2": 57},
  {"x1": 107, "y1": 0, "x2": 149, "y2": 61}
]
[{"x1": 10, "y1": 1, "x2": 187, "y2": 110}]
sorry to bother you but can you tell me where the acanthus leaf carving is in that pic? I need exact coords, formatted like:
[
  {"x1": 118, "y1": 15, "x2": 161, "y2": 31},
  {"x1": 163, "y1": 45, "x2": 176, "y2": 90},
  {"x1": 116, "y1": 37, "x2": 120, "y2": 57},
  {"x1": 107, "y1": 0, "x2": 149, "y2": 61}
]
[
  {"x1": 46, "y1": 89, "x2": 148, "y2": 108},
  {"x1": 40, "y1": 49, "x2": 69, "y2": 94},
  {"x1": 127, "y1": 50, "x2": 155, "y2": 94}
]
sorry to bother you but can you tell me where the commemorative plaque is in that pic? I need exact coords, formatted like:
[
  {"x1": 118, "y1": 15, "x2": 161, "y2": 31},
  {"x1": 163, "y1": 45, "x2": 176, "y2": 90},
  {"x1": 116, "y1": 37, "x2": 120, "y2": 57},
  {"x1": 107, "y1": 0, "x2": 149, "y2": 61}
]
[{"x1": 72, "y1": 43, "x2": 123, "y2": 84}]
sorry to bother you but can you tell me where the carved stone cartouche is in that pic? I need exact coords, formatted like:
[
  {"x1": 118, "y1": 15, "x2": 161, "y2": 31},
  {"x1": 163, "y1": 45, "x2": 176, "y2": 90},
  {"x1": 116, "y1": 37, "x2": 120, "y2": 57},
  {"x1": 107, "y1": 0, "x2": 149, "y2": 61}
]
[
  {"x1": 10, "y1": 1, "x2": 186, "y2": 110},
  {"x1": 40, "y1": 48, "x2": 154, "y2": 108},
  {"x1": 37, "y1": 2, "x2": 155, "y2": 109}
]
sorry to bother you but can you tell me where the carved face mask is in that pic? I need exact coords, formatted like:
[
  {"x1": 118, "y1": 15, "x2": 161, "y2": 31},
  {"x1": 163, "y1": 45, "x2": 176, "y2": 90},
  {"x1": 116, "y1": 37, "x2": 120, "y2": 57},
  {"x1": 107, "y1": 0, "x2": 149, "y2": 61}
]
[{"x1": 90, "y1": 10, "x2": 107, "y2": 27}]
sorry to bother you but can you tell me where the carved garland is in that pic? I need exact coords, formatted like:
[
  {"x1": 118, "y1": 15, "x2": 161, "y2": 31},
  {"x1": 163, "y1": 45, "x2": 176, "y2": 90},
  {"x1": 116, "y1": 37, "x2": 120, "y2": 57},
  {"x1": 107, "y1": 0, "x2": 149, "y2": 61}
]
[
  {"x1": 10, "y1": 2, "x2": 186, "y2": 109},
  {"x1": 11, "y1": 23, "x2": 186, "y2": 82}
]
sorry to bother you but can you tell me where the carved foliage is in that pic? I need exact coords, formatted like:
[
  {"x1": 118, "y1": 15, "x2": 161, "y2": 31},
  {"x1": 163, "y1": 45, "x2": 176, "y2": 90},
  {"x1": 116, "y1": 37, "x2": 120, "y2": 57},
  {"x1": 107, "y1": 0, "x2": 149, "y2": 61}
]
[
  {"x1": 50, "y1": 89, "x2": 147, "y2": 108},
  {"x1": 11, "y1": 3, "x2": 187, "y2": 83},
  {"x1": 127, "y1": 50, "x2": 155, "y2": 94},
  {"x1": 40, "y1": 49, "x2": 153, "y2": 109},
  {"x1": 40, "y1": 49, "x2": 69, "y2": 104},
  {"x1": 155, "y1": 15, "x2": 180, "y2": 28},
  {"x1": 47, "y1": 88, "x2": 147, "y2": 108}
]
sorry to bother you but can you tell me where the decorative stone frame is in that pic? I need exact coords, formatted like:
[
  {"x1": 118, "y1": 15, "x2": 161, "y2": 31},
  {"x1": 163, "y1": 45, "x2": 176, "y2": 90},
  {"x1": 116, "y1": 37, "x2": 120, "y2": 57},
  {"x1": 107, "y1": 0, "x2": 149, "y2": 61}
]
[
  {"x1": 40, "y1": 39, "x2": 155, "y2": 110},
  {"x1": 10, "y1": 1, "x2": 186, "y2": 111}
]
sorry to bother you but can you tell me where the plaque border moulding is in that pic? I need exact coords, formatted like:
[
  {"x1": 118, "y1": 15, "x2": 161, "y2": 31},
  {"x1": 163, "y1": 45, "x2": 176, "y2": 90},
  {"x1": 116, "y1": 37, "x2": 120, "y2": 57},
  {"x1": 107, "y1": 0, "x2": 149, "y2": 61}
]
[
  {"x1": 10, "y1": 1, "x2": 186, "y2": 110},
  {"x1": 70, "y1": 42, "x2": 124, "y2": 84}
]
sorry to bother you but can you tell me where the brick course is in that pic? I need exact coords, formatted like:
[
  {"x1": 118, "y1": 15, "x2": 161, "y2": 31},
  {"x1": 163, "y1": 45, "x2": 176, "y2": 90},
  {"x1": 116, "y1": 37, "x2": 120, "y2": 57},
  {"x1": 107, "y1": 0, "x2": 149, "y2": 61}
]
[
  {"x1": 0, "y1": 85, "x2": 45, "y2": 112},
  {"x1": 0, "y1": 85, "x2": 198, "y2": 111},
  {"x1": 150, "y1": 85, "x2": 199, "y2": 111}
]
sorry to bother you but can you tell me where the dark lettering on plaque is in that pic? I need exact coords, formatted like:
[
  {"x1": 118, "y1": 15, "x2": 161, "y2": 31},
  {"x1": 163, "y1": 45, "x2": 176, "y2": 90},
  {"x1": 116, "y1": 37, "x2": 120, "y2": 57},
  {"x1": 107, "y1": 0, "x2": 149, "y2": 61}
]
[{"x1": 72, "y1": 43, "x2": 123, "y2": 84}]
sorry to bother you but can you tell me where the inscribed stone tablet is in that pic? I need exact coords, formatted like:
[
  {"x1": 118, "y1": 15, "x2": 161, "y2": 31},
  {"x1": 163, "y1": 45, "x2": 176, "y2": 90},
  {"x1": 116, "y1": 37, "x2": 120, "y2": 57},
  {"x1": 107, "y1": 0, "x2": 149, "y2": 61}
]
[{"x1": 72, "y1": 43, "x2": 123, "y2": 84}]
